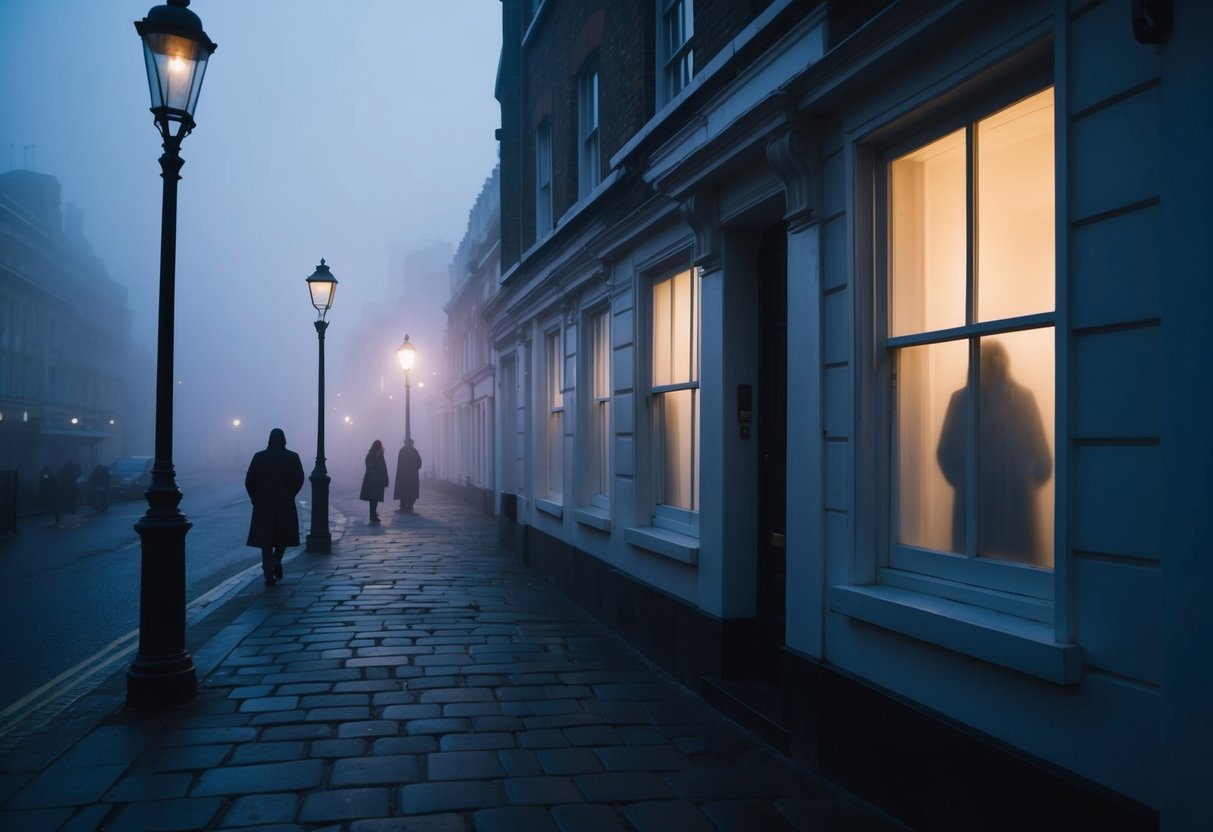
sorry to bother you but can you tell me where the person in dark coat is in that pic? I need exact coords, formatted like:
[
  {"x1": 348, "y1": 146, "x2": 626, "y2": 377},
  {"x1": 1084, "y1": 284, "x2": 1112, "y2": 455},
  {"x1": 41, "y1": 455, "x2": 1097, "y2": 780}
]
[
  {"x1": 360, "y1": 439, "x2": 389, "y2": 525},
  {"x1": 245, "y1": 428, "x2": 305, "y2": 586},
  {"x1": 937, "y1": 341, "x2": 1052, "y2": 565},
  {"x1": 39, "y1": 466, "x2": 60, "y2": 525},
  {"x1": 394, "y1": 438, "x2": 422, "y2": 512}
]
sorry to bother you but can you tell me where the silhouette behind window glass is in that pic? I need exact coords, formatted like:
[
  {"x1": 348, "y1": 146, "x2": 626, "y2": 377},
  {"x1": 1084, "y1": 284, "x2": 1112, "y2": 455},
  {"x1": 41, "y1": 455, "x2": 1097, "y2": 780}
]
[{"x1": 936, "y1": 340, "x2": 1053, "y2": 565}]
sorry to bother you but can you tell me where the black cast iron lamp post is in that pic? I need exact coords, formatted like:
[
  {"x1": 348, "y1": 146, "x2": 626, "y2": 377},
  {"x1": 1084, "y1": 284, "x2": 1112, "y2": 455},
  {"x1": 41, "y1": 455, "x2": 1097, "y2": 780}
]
[
  {"x1": 396, "y1": 335, "x2": 417, "y2": 443},
  {"x1": 306, "y1": 259, "x2": 338, "y2": 553},
  {"x1": 127, "y1": 0, "x2": 216, "y2": 708}
]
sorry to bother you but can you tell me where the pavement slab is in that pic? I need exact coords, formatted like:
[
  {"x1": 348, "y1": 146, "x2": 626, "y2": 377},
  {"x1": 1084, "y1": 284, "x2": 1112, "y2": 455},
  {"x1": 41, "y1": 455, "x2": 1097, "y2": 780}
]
[{"x1": 0, "y1": 489, "x2": 903, "y2": 832}]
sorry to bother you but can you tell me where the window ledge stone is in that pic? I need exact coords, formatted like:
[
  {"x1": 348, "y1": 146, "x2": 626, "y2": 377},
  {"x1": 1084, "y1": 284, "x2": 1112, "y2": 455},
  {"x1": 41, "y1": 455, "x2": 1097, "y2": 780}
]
[
  {"x1": 535, "y1": 498, "x2": 563, "y2": 520},
  {"x1": 574, "y1": 506, "x2": 611, "y2": 533},
  {"x1": 828, "y1": 584, "x2": 1082, "y2": 685},
  {"x1": 624, "y1": 525, "x2": 699, "y2": 565}
]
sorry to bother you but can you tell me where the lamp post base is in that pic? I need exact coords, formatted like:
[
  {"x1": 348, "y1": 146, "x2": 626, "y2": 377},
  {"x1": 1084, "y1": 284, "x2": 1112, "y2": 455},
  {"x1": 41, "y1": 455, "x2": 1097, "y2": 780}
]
[
  {"x1": 127, "y1": 505, "x2": 196, "y2": 708},
  {"x1": 127, "y1": 653, "x2": 196, "y2": 708},
  {"x1": 307, "y1": 470, "x2": 331, "y2": 553}
]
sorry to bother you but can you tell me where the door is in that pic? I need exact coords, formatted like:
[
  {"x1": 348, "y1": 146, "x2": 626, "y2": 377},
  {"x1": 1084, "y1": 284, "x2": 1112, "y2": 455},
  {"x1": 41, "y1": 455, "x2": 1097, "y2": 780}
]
[{"x1": 755, "y1": 223, "x2": 788, "y2": 681}]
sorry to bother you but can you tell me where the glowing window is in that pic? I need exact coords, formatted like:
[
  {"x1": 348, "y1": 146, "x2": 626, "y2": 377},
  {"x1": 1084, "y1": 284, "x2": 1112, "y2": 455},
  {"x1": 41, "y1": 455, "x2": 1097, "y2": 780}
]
[{"x1": 888, "y1": 88, "x2": 1055, "y2": 580}]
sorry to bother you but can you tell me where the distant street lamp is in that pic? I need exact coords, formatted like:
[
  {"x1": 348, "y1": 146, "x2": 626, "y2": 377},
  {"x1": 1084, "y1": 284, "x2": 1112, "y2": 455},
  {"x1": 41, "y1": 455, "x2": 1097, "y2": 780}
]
[
  {"x1": 306, "y1": 259, "x2": 337, "y2": 553},
  {"x1": 396, "y1": 335, "x2": 417, "y2": 442},
  {"x1": 127, "y1": 0, "x2": 216, "y2": 709}
]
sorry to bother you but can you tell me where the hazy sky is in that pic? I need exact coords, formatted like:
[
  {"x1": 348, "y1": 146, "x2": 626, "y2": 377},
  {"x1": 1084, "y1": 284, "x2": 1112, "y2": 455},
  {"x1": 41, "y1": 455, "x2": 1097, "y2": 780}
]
[{"x1": 0, "y1": 0, "x2": 501, "y2": 469}]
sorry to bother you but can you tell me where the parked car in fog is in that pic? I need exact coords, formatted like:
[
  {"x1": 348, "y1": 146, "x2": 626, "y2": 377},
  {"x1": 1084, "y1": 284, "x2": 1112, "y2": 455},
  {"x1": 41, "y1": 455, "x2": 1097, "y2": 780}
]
[{"x1": 108, "y1": 456, "x2": 153, "y2": 500}]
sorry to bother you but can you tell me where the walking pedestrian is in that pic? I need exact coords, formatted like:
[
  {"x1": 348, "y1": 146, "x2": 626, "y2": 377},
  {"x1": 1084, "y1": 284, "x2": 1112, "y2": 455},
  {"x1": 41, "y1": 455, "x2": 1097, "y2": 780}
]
[
  {"x1": 360, "y1": 439, "x2": 389, "y2": 524},
  {"x1": 394, "y1": 438, "x2": 422, "y2": 512},
  {"x1": 245, "y1": 428, "x2": 305, "y2": 587}
]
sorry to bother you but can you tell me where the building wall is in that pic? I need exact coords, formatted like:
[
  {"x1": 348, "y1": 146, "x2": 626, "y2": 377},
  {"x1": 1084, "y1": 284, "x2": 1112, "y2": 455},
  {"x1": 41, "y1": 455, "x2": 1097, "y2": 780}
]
[
  {"x1": 490, "y1": 0, "x2": 1211, "y2": 828},
  {"x1": 0, "y1": 170, "x2": 133, "y2": 505}
]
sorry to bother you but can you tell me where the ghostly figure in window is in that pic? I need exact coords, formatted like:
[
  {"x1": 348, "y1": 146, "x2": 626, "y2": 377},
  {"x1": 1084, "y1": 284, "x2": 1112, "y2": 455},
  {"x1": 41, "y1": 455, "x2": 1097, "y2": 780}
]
[{"x1": 936, "y1": 341, "x2": 1052, "y2": 564}]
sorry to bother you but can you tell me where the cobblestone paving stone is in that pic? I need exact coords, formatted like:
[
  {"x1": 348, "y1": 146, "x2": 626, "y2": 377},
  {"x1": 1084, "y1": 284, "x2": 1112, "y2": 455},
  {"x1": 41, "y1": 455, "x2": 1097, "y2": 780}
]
[{"x1": 0, "y1": 490, "x2": 905, "y2": 831}]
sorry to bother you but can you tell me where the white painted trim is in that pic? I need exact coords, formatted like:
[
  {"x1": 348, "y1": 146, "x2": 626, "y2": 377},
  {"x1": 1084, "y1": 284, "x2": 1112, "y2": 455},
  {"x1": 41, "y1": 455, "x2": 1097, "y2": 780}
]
[
  {"x1": 574, "y1": 505, "x2": 611, "y2": 533},
  {"x1": 829, "y1": 584, "x2": 1082, "y2": 684},
  {"x1": 535, "y1": 497, "x2": 564, "y2": 519},
  {"x1": 624, "y1": 525, "x2": 699, "y2": 565}
]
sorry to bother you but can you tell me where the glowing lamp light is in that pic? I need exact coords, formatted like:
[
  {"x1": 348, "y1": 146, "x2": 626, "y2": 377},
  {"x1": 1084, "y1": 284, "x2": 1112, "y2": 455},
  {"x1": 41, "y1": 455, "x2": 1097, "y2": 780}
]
[
  {"x1": 135, "y1": 0, "x2": 217, "y2": 140},
  {"x1": 306, "y1": 259, "x2": 338, "y2": 318},
  {"x1": 396, "y1": 334, "x2": 417, "y2": 372},
  {"x1": 232, "y1": 419, "x2": 241, "y2": 427},
  {"x1": 71, "y1": 417, "x2": 80, "y2": 425}
]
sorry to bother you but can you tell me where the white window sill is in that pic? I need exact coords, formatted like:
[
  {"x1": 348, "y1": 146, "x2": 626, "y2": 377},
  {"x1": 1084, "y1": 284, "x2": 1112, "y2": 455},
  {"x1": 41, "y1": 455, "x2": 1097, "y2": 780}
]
[
  {"x1": 828, "y1": 585, "x2": 1082, "y2": 685},
  {"x1": 574, "y1": 506, "x2": 611, "y2": 533},
  {"x1": 535, "y1": 498, "x2": 563, "y2": 519},
  {"x1": 624, "y1": 526, "x2": 699, "y2": 565}
]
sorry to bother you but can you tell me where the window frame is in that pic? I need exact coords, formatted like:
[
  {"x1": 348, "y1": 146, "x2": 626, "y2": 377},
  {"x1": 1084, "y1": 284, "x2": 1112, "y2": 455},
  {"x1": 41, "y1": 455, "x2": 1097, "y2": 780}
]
[
  {"x1": 543, "y1": 326, "x2": 564, "y2": 502},
  {"x1": 535, "y1": 120, "x2": 553, "y2": 239},
  {"x1": 577, "y1": 63, "x2": 601, "y2": 199},
  {"x1": 656, "y1": 0, "x2": 694, "y2": 109},
  {"x1": 876, "y1": 79, "x2": 1058, "y2": 611},
  {"x1": 583, "y1": 304, "x2": 611, "y2": 510},
  {"x1": 649, "y1": 266, "x2": 700, "y2": 534}
]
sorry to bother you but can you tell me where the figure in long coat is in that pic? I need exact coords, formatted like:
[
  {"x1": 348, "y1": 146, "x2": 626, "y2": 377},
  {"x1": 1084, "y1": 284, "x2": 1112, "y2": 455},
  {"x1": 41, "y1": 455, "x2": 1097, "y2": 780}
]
[
  {"x1": 245, "y1": 428, "x2": 305, "y2": 586},
  {"x1": 937, "y1": 342, "x2": 1052, "y2": 564},
  {"x1": 360, "y1": 439, "x2": 389, "y2": 525},
  {"x1": 394, "y1": 438, "x2": 422, "y2": 512}
]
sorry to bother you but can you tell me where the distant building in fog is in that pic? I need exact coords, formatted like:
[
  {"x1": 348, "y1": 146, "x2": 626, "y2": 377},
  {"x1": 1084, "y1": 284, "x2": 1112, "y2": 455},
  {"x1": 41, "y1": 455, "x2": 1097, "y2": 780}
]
[
  {"x1": 0, "y1": 169, "x2": 135, "y2": 507},
  {"x1": 434, "y1": 165, "x2": 499, "y2": 511}
]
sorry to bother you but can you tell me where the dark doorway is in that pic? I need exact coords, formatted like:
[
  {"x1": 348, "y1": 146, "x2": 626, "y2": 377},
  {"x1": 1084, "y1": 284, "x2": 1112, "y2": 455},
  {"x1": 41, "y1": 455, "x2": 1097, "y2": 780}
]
[{"x1": 755, "y1": 222, "x2": 788, "y2": 682}]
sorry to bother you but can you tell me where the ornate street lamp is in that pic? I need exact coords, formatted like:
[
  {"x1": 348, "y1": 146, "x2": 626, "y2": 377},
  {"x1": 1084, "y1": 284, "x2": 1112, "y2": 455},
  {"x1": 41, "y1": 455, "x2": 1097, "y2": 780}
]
[
  {"x1": 306, "y1": 259, "x2": 337, "y2": 553},
  {"x1": 127, "y1": 0, "x2": 216, "y2": 709},
  {"x1": 396, "y1": 335, "x2": 417, "y2": 443}
]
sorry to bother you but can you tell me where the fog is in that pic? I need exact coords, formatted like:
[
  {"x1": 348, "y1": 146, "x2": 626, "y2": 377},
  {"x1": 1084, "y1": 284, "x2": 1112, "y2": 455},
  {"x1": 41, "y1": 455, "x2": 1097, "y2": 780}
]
[{"x1": 0, "y1": 0, "x2": 501, "y2": 489}]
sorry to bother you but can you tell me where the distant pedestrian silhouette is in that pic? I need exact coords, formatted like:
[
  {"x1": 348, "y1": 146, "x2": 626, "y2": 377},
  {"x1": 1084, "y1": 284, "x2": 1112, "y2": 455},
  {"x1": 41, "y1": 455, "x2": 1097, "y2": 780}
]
[
  {"x1": 245, "y1": 428, "x2": 305, "y2": 587},
  {"x1": 360, "y1": 439, "x2": 389, "y2": 525},
  {"x1": 394, "y1": 438, "x2": 422, "y2": 512},
  {"x1": 39, "y1": 466, "x2": 59, "y2": 525},
  {"x1": 936, "y1": 342, "x2": 1052, "y2": 563}
]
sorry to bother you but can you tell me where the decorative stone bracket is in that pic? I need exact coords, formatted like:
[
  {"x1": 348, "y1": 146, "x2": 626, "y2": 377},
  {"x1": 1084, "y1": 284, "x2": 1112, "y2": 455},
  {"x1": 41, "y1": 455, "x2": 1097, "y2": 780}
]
[
  {"x1": 680, "y1": 191, "x2": 722, "y2": 276},
  {"x1": 767, "y1": 124, "x2": 821, "y2": 233}
]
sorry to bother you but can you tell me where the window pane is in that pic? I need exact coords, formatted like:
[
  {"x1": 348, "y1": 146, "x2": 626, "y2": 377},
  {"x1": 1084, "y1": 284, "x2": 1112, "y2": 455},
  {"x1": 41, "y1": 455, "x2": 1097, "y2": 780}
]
[
  {"x1": 653, "y1": 276, "x2": 672, "y2": 385},
  {"x1": 594, "y1": 399, "x2": 610, "y2": 497},
  {"x1": 547, "y1": 333, "x2": 562, "y2": 410},
  {"x1": 890, "y1": 129, "x2": 966, "y2": 336},
  {"x1": 659, "y1": 388, "x2": 697, "y2": 510},
  {"x1": 977, "y1": 88, "x2": 1054, "y2": 322},
  {"x1": 671, "y1": 269, "x2": 692, "y2": 383},
  {"x1": 898, "y1": 340, "x2": 968, "y2": 552},
  {"x1": 593, "y1": 311, "x2": 609, "y2": 398},
  {"x1": 976, "y1": 330, "x2": 1054, "y2": 566},
  {"x1": 547, "y1": 410, "x2": 562, "y2": 497}
]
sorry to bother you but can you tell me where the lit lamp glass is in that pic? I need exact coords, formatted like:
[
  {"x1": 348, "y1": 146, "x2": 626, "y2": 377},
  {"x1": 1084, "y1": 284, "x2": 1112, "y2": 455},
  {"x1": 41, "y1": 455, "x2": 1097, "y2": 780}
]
[
  {"x1": 306, "y1": 259, "x2": 338, "y2": 317},
  {"x1": 135, "y1": 0, "x2": 217, "y2": 138},
  {"x1": 396, "y1": 335, "x2": 416, "y2": 371}
]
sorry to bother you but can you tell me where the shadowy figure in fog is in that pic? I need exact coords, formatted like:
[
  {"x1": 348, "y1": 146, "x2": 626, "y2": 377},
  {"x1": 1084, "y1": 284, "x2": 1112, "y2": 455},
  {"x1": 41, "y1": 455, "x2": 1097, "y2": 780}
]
[
  {"x1": 39, "y1": 466, "x2": 59, "y2": 525},
  {"x1": 937, "y1": 342, "x2": 1052, "y2": 563},
  {"x1": 394, "y1": 438, "x2": 422, "y2": 513},
  {"x1": 57, "y1": 460, "x2": 80, "y2": 515},
  {"x1": 87, "y1": 464, "x2": 111, "y2": 512},
  {"x1": 245, "y1": 428, "x2": 305, "y2": 587},
  {"x1": 361, "y1": 439, "x2": 389, "y2": 525}
]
